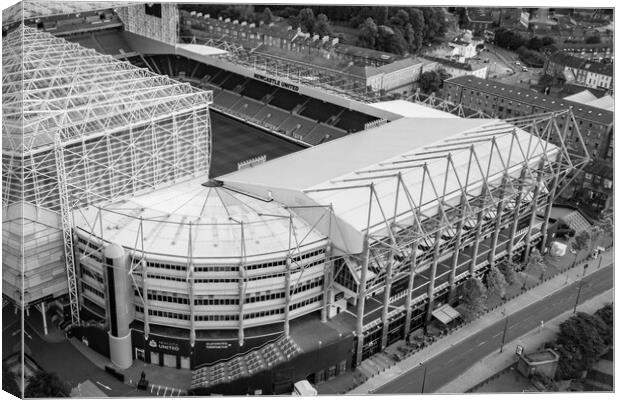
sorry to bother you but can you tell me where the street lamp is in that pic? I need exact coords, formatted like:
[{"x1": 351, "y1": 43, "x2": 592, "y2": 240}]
[
  {"x1": 420, "y1": 363, "x2": 428, "y2": 394},
  {"x1": 499, "y1": 315, "x2": 509, "y2": 353},
  {"x1": 573, "y1": 264, "x2": 588, "y2": 314}
]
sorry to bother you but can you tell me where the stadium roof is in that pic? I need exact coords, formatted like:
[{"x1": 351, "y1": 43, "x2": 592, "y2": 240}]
[
  {"x1": 2, "y1": 0, "x2": 126, "y2": 25},
  {"x1": 369, "y1": 100, "x2": 459, "y2": 119},
  {"x1": 74, "y1": 176, "x2": 327, "y2": 262},
  {"x1": 2, "y1": 25, "x2": 212, "y2": 154},
  {"x1": 222, "y1": 117, "x2": 559, "y2": 249}
]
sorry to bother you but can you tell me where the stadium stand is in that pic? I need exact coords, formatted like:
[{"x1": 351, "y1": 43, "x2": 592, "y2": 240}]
[
  {"x1": 92, "y1": 30, "x2": 132, "y2": 55},
  {"x1": 214, "y1": 90, "x2": 243, "y2": 109},
  {"x1": 253, "y1": 105, "x2": 290, "y2": 129},
  {"x1": 268, "y1": 88, "x2": 308, "y2": 111},
  {"x1": 279, "y1": 114, "x2": 316, "y2": 139},
  {"x1": 68, "y1": 32, "x2": 104, "y2": 53},
  {"x1": 230, "y1": 97, "x2": 265, "y2": 117},
  {"x1": 219, "y1": 72, "x2": 247, "y2": 92},
  {"x1": 335, "y1": 109, "x2": 379, "y2": 132},
  {"x1": 240, "y1": 79, "x2": 278, "y2": 102},
  {"x1": 300, "y1": 98, "x2": 345, "y2": 123},
  {"x1": 304, "y1": 124, "x2": 348, "y2": 146}
]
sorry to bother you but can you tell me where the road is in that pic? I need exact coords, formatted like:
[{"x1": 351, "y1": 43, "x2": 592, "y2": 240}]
[
  {"x1": 374, "y1": 264, "x2": 613, "y2": 394},
  {"x1": 2, "y1": 304, "x2": 140, "y2": 397}
]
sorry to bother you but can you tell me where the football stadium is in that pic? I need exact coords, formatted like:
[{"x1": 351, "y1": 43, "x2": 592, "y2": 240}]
[{"x1": 2, "y1": 2, "x2": 589, "y2": 395}]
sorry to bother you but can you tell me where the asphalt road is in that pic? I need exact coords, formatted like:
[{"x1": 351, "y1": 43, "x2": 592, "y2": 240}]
[{"x1": 374, "y1": 264, "x2": 613, "y2": 394}]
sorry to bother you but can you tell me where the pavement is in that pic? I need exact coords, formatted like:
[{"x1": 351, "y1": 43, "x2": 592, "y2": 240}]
[
  {"x1": 438, "y1": 288, "x2": 614, "y2": 393},
  {"x1": 347, "y1": 246, "x2": 613, "y2": 394}
]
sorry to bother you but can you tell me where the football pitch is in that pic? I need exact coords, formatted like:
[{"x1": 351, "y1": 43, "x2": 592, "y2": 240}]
[{"x1": 209, "y1": 111, "x2": 304, "y2": 178}]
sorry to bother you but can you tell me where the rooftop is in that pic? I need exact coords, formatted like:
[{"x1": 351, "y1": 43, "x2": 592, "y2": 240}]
[
  {"x1": 2, "y1": 0, "x2": 123, "y2": 25},
  {"x1": 445, "y1": 76, "x2": 613, "y2": 125},
  {"x1": 74, "y1": 176, "x2": 327, "y2": 261},
  {"x1": 2, "y1": 25, "x2": 211, "y2": 154},
  {"x1": 368, "y1": 100, "x2": 459, "y2": 119}
]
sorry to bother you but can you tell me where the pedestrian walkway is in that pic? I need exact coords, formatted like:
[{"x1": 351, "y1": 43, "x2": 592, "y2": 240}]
[
  {"x1": 443, "y1": 288, "x2": 613, "y2": 393},
  {"x1": 347, "y1": 247, "x2": 613, "y2": 394}
]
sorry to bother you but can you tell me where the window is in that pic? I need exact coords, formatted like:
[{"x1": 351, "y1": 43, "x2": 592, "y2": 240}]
[
  {"x1": 145, "y1": 3, "x2": 162, "y2": 18},
  {"x1": 338, "y1": 360, "x2": 347, "y2": 375}
]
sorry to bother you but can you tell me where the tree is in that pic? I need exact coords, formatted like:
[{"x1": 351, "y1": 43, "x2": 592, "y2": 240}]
[
  {"x1": 585, "y1": 35, "x2": 601, "y2": 44},
  {"x1": 572, "y1": 230, "x2": 591, "y2": 265},
  {"x1": 422, "y1": 8, "x2": 447, "y2": 44},
  {"x1": 2, "y1": 362, "x2": 20, "y2": 398},
  {"x1": 24, "y1": 371, "x2": 70, "y2": 398},
  {"x1": 313, "y1": 13, "x2": 332, "y2": 38},
  {"x1": 261, "y1": 7, "x2": 273, "y2": 24},
  {"x1": 555, "y1": 312, "x2": 609, "y2": 379},
  {"x1": 524, "y1": 247, "x2": 545, "y2": 279},
  {"x1": 541, "y1": 36, "x2": 555, "y2": 46},
  {"x1": 594, "y1": 303, "x2": 613, "y2": 331},
  {"x1": 499, "y1": 260, "x2": 519, "y2": 285},
  {"x1": 357, "y1": 17, "x2": 378, "y2": 49},
  {"x1": 419, "y1": 70, "x2": 442, "y2": 94},
  {"x1": 408, "y1": 8, "x2": 425, "y2": 53},
  {"x1": 528, "y1": 36, "x2": 543, "y2": 51},
  {"x1": 298, "y1": 8, "x2": 316, "y2": 34},
  {"x1": 486, "y1": 264, "x2": 508, "y2": 299},
  {"x1": 458, "y1": 276, "x2": 487, "y2": 320}
]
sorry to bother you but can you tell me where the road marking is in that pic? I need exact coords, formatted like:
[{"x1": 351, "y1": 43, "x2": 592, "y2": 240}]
[
  {"x1": 492, "y1": 332, "x2": 502, "y2": 338},
  {"x1": 163, "y1": 386, "x2": 168, "y2": 396},
  {"x1": 150, "y1": 384, "x2": 154, "y2": 393},
  {"x1": 96, "y1": 381, "x2": 111, "y2": 391},
  {"x1": 477, "y1": 341, "x2": 487, "y2": 347},
  {"x1": 156, "y1": 384, "x2": 161, "y2": 396}
]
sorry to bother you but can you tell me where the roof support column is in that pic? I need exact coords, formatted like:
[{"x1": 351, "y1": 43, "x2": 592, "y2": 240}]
[
  {"x1": 321, "y1": 243, "x2": 334, "y2": 323},
  {"x1": 425, "y1": 228, "x2": 443, "y2": 326},
  {"x1": 380, "y1": 249, "x2": 394, "y2": 350},
  {"x1": 238, "y1": 266, "x2": 246, "y2": 347},
  {"x1": 187, "y1": 223, "x2": 196, "y2": 348},
  {"x1": 403, "y1": 240, "x2": 419, "y2": 342},
  {"x1": 540, "y1": 170, "x2": 560, "y2": 253},
  {"x1": 354, "y1": 234, "x2": 370, "y2": 367},
  {"x1": 283, "y1": 256, "x2": 292, "y2": 338},
  {"x1": 140, "y1": 260, "x2": 150, "y2": 339},
  {"x1": 507, "y1": 169, "x2": 527, "y2": 260},
  {"x1": 488, "y1": 177, "x2": 508, "y2": 268},
  {"x1": 448, "y1": 195, "x2": 466, "y2": 303},
  {"x1": 469, "y1": 209, "x2": 485, "y2": 276},
  {"x1": 523, "y1": 162, "x2": 544, "y2": 263}
]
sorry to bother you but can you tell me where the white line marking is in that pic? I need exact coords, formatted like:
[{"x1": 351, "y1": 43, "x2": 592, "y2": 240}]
[
  {"x1": 95, "y1": 381, "x2": 111, "y2": 391},
  {"x1": 477, "y1": 341, "x2": 487, "y2": 347}
]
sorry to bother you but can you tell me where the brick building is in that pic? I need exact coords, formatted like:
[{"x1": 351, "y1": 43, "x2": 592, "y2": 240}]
[{"x1": 443, "y1": 76, "x2": 613, "y2": 213}]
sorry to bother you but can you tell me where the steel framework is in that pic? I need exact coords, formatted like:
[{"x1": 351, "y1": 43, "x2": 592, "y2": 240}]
[
  {"x1": 302, "y1": 110, "x2": 589, "y2": 364},
  {"x1": 2, "y1": 26, "x2": 213, "y2": 312}
]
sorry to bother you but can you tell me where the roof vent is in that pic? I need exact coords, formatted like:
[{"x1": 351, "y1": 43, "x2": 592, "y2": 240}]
[{"x1": 202, "y1": 179, "x2": 224, "y2": 188}]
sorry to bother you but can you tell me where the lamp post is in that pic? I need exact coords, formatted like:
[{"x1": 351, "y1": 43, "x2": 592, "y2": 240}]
[
  {"x1": 420, "y1": 363, "x2": 428, "y2": 394},
  {"x1": 573, "y1": 264, "x2": 588, "y2": 314},
  {"x1": 499, "y1": 315, "x2": 509, "y2": 353}
]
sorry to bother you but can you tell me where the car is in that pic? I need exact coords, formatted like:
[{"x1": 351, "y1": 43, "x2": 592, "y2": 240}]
[
  {"x1": 515, "y1": 61, "x2": 521, "y2": 66},
  {"x1": 522, "y1": 67, "x2": 529, "y2": 72}
]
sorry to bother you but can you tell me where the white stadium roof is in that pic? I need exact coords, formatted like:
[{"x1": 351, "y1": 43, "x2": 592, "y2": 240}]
[
  {"x1": 222, "y1": 117, "x2": 559, "y2": 252},
  {"x1": 2, "y1": 25, "x2": 211, "y2": 153},
  {"x1": 368, "y1": 100, "x2": 459, "y2": 119},
  {"x1": 74, "y1": 177, "x2": 327, "y2": 262}
]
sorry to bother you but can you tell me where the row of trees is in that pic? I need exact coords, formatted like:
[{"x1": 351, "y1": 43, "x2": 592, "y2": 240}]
[
  {"x1": 2, "y1": 366, "x2": 70, "y2": 398},
  {"x1": 356, "y1": 8, "x2": 447, "y2": 55},
  {"x1": 287, "y1": 8, "x2": 333, "y2": 38},
  {"x1": 553, "y1": 304, "x2": 612, "y2": 380}
]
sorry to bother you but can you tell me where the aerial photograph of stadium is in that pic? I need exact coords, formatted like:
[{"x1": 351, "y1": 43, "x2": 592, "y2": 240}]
[{"x1": 1, "y1": 0, "x2": 615, "y2": 397}]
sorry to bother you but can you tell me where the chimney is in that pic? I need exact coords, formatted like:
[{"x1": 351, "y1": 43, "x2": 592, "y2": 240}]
[
  {"x1": 322, "y1": 35, "x2": 329, "y2": 43},
  {"x1": 190, "y1": 11, "x2": 196, "y2": 16},
  {"x1": 259, "y1": 20, "x2": 264, "y2": 26},
  {"x1": 196, "y1": 12, "x2": 202, "y2": 18},
  {"x1": 312, "y1": 34, "x2": 319, "y2": 41},
  {"x1": 241, "y1": 21, "x2": 247, "y2": 26},
  {"x1": 331, "y1": 37, "x2": 339, "y2": 45},
  {"x1": 287, "y1": 25, "x2": 292, "y2": 30},
  {"x1": 233, "y1": 20, "x2": 239, "y2": 25},
  {"x1": 224, "y1": 18, "x2": 230, "y2": 23},
  {"x1": 205, "y1": 14, "x2": 210, "y2": 19},
  {"x1": 218, "y1": 16, "x2": 223, "y2": 21},
  {"x1": 249, "y1": 22, "x2": 256, "y2": 28},
  {"x1": 269, "y1": 22, "x2": 274, "y2": 27}
]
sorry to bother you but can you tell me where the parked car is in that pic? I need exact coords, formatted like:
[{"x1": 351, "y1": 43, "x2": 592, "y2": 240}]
[
  {"x1": 515, "y1": 61, "x2": 521, "y2": 66},
  {"x1": 522, "y1": 66, "x2": 529, "y2": 72}
]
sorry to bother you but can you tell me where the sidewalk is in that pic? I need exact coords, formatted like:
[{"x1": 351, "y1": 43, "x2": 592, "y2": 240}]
[
  {"x1": 347, "y1": 247, "x2": 613, "y2": 394},
  {"x1": 438, "y1": 288, "x2": 614, "y2": 393}
]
